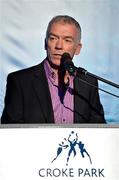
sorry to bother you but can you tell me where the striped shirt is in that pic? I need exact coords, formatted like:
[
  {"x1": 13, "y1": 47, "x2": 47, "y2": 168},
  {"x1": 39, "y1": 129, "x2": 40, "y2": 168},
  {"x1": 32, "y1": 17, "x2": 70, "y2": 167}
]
[{"x1": 44, "y1": 59, "x2": 74, "y2": 124}]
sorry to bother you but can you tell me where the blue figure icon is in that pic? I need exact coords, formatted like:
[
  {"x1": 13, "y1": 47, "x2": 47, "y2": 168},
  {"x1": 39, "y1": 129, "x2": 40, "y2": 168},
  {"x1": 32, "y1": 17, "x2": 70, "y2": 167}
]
[
  {"x1": 51, "y1": 131, "x2": 92, "y2": 166},
  {"x1": 51, "y1": 141, "x2": 68, "y2": 163},
  {"x1": 66, "y1": 131, "x2": 78, "y2": 166},
  {"x1": 77, "y1": 141, "x2": 92, "y2": 164}
]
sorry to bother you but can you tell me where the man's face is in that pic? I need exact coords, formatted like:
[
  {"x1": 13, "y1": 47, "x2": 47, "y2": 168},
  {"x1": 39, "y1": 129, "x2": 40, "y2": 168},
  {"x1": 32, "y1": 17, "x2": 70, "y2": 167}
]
[{"x1": 46, "y1": 22, "x2": 82, "y2": 67}]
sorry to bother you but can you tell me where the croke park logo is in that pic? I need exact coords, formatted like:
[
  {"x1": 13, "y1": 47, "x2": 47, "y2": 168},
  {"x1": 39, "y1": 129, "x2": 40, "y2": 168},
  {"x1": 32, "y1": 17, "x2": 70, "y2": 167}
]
[
  {"x1": 39, "y1": 130, "x2": 105, "y2": 178},
  {"x1": 51, "y1": 131, "x2": 92, "y2": 166}
]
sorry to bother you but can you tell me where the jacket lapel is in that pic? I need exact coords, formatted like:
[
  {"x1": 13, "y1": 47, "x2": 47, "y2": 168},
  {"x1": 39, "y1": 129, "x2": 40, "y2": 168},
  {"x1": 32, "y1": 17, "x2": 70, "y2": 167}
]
[{"x1": 32, "y1": 62, "x2": 54, "y2": 123}]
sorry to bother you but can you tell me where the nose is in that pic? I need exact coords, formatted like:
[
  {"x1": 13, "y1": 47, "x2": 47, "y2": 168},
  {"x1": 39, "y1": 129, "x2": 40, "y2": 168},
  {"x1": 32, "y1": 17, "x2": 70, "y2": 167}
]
[{"x1": 55, "y1": 38, "x2": 63, "y2": 49}]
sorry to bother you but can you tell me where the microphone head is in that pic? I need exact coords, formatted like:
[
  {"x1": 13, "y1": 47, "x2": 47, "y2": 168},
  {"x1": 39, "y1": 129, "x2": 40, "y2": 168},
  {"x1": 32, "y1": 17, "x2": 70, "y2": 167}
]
[
  {"x1": 61, "y1": 52, "x2": 71, "y2": 61},
  {"x1": 61, "y1": 52, "x2": 76, "y2": 75},
  {"x1": 61, "y1": 52, "x2": 72, "y2": 66}
]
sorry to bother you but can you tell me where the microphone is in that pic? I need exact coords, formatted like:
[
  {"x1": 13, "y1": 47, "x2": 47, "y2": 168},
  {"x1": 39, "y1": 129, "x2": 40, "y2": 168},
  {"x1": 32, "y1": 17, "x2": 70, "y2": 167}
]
[
  {"x1": 60, "y1": 52, "x2": 119, "y2": 98},
  {"x1": 61, "y1": 52, "x2": 77, "y2": 75}
]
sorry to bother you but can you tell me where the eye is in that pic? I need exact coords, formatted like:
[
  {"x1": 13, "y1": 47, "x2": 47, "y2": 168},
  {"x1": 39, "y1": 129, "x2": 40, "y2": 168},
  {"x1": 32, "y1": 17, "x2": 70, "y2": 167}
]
[
  {"x1": 49, "y1": 36, "x2": 57, "y2": 41},
  {"x1": 65, "y1": 39, "x2": 72, "y2": 43},
  {"x1": 49, "y1": 37, "x2": 54, "y2": 40}
]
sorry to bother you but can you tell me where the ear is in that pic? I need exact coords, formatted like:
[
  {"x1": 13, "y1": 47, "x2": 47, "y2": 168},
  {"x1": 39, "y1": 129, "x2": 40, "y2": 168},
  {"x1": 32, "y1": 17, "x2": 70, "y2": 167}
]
[
  {"x1": 44, "y1": 38, "x2": 47, "y2": 50},
  {"x1": 75, "y1": 43, "x2": 82, "y2": 55}
]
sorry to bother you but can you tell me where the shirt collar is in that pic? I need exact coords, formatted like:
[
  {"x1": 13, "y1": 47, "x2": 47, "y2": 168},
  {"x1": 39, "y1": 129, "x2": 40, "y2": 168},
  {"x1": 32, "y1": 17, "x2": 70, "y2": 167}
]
[
  {"x1": 44, "y1": 59, "x2": 74, "y2": 86},
  {"x1": 44, "y1": 59, "x2": 57, "y2": 84}
]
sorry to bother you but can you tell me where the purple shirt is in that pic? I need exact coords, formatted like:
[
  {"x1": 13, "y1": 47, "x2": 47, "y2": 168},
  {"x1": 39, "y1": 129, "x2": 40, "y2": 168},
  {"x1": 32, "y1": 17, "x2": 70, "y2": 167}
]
[{"x1": 44, "y1": 59, "x2": 74, "y2": 124}]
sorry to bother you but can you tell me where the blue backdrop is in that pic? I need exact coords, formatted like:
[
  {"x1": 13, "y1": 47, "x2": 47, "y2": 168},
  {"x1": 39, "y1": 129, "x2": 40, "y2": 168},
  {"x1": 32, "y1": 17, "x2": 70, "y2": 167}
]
[{"x1": 0, "y1": 0, "x2": 119, "y2": 123}]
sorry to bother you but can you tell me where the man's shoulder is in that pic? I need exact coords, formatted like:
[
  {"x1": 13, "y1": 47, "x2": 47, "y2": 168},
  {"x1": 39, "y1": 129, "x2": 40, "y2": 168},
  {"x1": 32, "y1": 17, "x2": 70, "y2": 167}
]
[
  {"x1": 8, "y1": 61, "x2": 44, "y2": 79},
  {"x1": 75, "y1": 71, "x2": 98, "y2": 86}
]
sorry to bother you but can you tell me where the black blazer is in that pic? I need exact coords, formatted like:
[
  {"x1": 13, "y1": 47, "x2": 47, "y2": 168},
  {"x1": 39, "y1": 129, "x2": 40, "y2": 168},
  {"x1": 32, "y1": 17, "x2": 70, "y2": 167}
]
[{"x1": 1, "y1": 61, "x2": 105, "y2": 123}]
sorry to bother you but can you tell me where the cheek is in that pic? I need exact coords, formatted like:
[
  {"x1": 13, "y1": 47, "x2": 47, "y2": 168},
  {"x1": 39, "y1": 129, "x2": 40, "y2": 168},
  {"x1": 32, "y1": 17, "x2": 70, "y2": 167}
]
[
  {"x1": 71, "y1": 44, "x2": 80, "y2": 53},
  {"x1": 47, "y1": 42, "x2": 52, "y2": 50},
  {"x1": 66, "y1": 46, "x2": 77, "y2": 55},
  {"x1": 47, "y1": 46, "x2": 53, "y2": 56},
  {"x1": 65, "y1": 43, "x2": 77, "y2": 50},
  {"x1": 47, "y1": 41, "x2": 53, "y2": 50}
]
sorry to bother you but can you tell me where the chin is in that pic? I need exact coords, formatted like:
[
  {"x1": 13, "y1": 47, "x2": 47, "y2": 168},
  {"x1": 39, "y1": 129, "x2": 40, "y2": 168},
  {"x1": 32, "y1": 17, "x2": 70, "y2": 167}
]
[
  {"x1": 48, "y1": 60, "x2": 60, "y2": 69},
  {"x1": 52, "y1": 59, "x2": 61, "y2": 66},
  {"x1": 53, "y1": 63, "x2": 60, "y2": 69}
]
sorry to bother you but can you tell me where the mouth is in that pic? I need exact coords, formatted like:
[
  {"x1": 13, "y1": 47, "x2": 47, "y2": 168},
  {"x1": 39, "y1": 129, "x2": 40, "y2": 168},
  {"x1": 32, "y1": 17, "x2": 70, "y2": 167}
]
[
  {"x1": 52, "y1": 54, "x2": 62, "y2": 61},
  {"x1": 53, "y1": 53, "x2": 62, "y2": 57}
]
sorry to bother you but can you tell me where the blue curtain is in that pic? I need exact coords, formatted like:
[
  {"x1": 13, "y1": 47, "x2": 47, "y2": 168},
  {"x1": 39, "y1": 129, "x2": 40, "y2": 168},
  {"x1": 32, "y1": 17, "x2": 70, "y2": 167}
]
[{"x1": 0, "y1": 0, "x2": 119, "y2": 123}]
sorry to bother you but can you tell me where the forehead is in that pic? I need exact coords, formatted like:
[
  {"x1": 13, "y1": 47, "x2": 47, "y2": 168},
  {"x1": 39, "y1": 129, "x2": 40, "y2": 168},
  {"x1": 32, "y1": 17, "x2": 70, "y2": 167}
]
[{"x1": 49, "y1": 22, "x2": 79, "y2": 37}]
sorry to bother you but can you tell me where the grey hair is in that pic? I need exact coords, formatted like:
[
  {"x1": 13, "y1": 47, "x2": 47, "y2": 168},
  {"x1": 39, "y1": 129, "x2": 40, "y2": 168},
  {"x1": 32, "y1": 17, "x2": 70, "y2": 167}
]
[{"x1": 46, "y1": 15, "x2": 81, "y2": 42}]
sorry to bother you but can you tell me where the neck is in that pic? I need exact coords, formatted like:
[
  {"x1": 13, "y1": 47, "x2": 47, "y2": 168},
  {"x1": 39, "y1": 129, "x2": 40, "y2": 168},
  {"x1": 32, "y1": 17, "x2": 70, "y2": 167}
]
[
  {"x1": 47, "y1": 59, "x2": 60, "y2": 74},
  {"x1": 47, "y1": 58, "x2": 70, "y2": 87}
]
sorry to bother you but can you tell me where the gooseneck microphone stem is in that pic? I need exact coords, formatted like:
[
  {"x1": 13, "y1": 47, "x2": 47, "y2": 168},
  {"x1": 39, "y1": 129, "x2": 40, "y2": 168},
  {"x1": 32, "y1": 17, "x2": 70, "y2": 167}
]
[
  {"x1": 76, "y1": 72, "x2": 119, "y2": 98},
  {"x1": 80, "y1": 69, "x2": 119, "y2": 89},
  {"x1": 76, "y1": 68, "x2": 119, "y2": 98}
]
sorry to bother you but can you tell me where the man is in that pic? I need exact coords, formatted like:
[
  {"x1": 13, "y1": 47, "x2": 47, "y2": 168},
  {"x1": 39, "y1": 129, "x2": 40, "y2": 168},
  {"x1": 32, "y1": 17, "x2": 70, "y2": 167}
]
[{"x1": 1, "y1": 15, "x2": 106, "y2": 123}]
